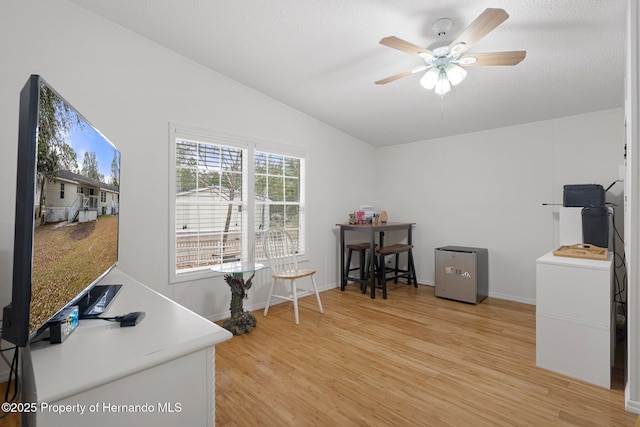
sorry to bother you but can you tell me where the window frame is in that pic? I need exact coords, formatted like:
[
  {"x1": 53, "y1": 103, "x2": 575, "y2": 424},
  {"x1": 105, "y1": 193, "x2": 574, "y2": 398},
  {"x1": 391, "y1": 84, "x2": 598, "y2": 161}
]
[{"x1": 169, "y1": 123, "x2": 308, "y2": 284}]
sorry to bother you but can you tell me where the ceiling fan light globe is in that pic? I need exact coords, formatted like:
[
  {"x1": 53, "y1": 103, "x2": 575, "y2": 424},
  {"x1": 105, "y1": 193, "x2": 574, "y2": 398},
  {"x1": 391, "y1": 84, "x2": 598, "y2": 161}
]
[
  {"x1": 420, "y1": 67, "x2": 440, "y2": 89},
  {"x1": 445, "y1": 63, "x2": 467, "y2": 86},
  {"x1": 434, "y1": 73, "x2": 451, "y2": 95}
]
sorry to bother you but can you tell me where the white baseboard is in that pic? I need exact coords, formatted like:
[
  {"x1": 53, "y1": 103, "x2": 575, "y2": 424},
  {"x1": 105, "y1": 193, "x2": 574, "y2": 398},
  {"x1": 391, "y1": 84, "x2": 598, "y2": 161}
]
[
  {"x1": 204, "y1": 279, "x2": 536, "y2": 323},
  {"x1": 416, "y1": 279, "x2": 536, "y2": 306},
  {"x1": 626, "y1": 398, "x2": 640, "y2": 414},
  {"x1": 488, "y1": 291, "x2": 536, "y2": 306},
  {"x1": 626, "y1": 382, "x2": 640, "y2": 414}
]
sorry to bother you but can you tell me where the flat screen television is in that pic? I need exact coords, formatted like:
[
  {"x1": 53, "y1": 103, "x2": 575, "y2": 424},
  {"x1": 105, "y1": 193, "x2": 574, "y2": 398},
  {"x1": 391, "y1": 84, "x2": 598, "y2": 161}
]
[{"x1": 1, "y1": 75, "x2": 122, "y2": 347}]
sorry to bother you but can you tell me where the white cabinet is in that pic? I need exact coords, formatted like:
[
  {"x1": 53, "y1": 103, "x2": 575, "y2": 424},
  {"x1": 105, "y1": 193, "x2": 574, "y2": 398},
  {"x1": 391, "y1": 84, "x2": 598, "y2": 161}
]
[
  {"x1": 535, "y1": 251, "x2": 614, "y2": 388},
  {"x1": 24, "y1": 268, "x2": 232, "y2": 426}
]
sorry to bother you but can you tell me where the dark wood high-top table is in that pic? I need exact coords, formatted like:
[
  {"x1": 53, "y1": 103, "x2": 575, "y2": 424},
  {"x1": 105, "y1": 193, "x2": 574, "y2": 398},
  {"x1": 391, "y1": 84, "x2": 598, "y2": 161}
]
[{"x1": 336, "y1": 222, "x2": 415, "y2": 298}]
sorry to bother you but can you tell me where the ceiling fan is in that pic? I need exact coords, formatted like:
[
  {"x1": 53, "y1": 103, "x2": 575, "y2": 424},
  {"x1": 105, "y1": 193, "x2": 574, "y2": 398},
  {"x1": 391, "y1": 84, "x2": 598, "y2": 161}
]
[{"x1": 375, "y1": 8, "x2": 526, "y2": 95}]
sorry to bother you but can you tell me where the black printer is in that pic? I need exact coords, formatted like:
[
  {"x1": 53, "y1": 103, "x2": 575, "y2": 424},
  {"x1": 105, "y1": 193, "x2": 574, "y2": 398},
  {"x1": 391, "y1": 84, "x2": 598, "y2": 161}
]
[{"x1": 563, "y1": 184, "x2": 605, "y2": 208}]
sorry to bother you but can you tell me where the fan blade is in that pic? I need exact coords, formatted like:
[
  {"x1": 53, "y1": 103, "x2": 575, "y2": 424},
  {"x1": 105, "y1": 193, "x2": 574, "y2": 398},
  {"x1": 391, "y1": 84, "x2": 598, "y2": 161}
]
[
  {"x1": 459, "y1": 51, "x2": 526, "y2": 66},
  {"x1": 379, "y1": 36, "x2": 434, "y2": 57},
  {"x1": 448, "y1": 8, "x2": 509, "y2": 54},
  {"x1": 375, "y1": 65, "x2": 429, "y2": 85}
]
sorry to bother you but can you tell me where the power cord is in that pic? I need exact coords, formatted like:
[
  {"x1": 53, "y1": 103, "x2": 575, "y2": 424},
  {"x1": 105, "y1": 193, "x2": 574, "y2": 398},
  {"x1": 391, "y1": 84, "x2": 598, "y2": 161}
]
[
  {"x1": 604, "y1": 179, "x2": 627, "y2": 340},
  {"x1": 95, "y1": 312, "x2": 145, "y2": 327},
  {"x1": 612, "y1": 213, "x2": 627, "y2": 315},
  {"x1": 0, "y1": 343, "x2": 19, "y2": 421}
]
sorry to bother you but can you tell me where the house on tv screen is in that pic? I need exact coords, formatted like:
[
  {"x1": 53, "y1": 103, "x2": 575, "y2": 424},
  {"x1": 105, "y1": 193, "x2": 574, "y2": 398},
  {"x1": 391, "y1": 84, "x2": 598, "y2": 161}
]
[{"x1": 40, "y1": 170, "x2": 119, "y2": 224}]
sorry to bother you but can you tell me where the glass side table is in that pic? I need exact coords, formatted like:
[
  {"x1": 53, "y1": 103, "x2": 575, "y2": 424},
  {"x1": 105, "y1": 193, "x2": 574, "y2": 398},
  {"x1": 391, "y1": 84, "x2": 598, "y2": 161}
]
[{"x1": 211, "y1": 262, "x2": 264, "y2": 335}]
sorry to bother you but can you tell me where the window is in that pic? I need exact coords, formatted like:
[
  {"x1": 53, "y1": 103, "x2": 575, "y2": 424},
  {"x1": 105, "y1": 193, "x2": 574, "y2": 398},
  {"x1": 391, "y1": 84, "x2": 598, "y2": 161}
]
[
  {"x1": 254, "y1": 151, "x2": 304, "y2": 259},
  {"x1": 169, "y1": 125, "x2": 306, "y2": 282},
  {"x1": 60, "y1": 183, "x2": 65, "y2": 199},
  {"x1": 174, "y1": 139, "x2": 246, "y2": 272},
  {"x1": 100, "y1": 191, "x2": 106, "y2": 203}
]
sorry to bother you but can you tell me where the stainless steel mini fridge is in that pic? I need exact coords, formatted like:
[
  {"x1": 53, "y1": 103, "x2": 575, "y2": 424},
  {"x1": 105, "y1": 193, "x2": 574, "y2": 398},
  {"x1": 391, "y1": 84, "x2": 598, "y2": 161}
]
[{"x1": 435, "y1": 246, "x2": 488, "y2": 304}]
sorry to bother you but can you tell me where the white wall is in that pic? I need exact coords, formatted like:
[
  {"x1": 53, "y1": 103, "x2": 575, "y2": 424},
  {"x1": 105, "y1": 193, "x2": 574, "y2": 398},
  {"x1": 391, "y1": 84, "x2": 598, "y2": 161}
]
[
  {"x1": 0, "y1": 0, "x2": 627, "y2": 383},
  {"x1": 0, "y1": 0, "x2": 376, "y2": 349},
  {"x1": 376, "y1": 109, "x2": 624, "y2": 304}
]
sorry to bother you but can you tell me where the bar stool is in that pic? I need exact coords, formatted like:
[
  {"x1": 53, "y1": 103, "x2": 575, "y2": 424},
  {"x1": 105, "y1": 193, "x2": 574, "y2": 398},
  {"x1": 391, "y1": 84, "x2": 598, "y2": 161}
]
[
  {"x1": 342, "y1": 242, "x2": 376, "y2": 293},
  {"x1": 370, "y1": 244, "x2": 417, "y2": 299}
]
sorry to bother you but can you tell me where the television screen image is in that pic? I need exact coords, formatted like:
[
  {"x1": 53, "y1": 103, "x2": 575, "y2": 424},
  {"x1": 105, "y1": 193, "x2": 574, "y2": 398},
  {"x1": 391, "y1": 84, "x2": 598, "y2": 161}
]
[{"x1": 1, "y1": 75, "x2": 121, "y2": 346}]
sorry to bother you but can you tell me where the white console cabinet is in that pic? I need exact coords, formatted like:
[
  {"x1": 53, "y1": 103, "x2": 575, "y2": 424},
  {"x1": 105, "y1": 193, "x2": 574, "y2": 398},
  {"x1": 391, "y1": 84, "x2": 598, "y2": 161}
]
[
  {"x1": 23, "y1": 268, "x2": 232, "y2": 426},
  {"x1": 535, "y1": 251, "x2": 614, "y2": 388}
]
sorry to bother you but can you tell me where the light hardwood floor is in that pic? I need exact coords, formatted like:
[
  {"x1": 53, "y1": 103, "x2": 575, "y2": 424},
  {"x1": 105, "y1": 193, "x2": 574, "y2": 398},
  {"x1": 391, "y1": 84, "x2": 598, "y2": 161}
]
[
  {"x1": 0, "y1": 381, "x2": 19, "y2": 427},
  {"x1": 216, "y1": 282, "x2": 638, "y2": 427},
  {"x1": 2, "y1": 283, "x2": 637, "y2": 426}
]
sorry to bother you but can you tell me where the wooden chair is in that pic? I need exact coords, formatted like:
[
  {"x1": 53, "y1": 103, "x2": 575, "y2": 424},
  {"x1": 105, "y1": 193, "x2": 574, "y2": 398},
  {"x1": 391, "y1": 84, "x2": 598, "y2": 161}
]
[{"x1": 263, "y1": 228, "x2": 324, "y2": 324}]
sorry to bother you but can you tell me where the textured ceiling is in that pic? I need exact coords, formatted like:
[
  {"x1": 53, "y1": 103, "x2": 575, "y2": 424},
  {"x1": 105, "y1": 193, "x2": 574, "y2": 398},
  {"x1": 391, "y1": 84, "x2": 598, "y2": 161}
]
[{"x1": 68, "y1": 0, "x2": 626, "y2": 147}]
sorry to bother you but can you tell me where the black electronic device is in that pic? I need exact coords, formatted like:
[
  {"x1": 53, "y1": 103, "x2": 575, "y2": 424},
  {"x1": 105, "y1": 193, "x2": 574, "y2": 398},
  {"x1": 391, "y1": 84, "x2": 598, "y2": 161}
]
[
  {"x1": 48, "y1": 306, "x2": 79, "y2": 344},
  {"x1": 1, "y1": 75, "x2": 122, "y2": 347},
  {"x1": 119, "y1": 312, "x2": 145, "y2": 327},
  {"x1": 582, "y1": 207, "x2": 610, "y2": 248},
  {"x1": 563, "y1": 184, "x2": 605, "y2": 208}
]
